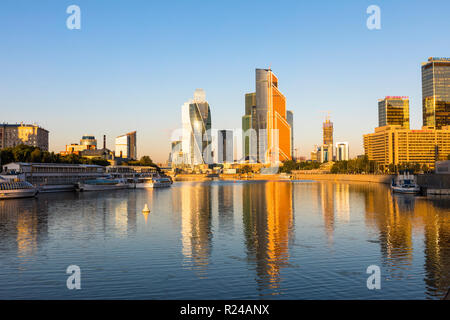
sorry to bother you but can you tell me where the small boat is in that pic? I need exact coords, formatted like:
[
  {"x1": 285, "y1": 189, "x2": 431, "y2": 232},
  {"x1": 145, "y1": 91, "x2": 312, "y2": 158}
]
[
  {"x1": 391, "y1": 172, "x2": 420, "y2": 194},
  {"x1": 77, "y1": 176, "x2": 130, "y2": 192},
  {"x1": 0, "y1": 177, "x2": 38, "y2": 199},
  {"x1": 135, "y1": 176, "x2": 172, "y2": 188}
]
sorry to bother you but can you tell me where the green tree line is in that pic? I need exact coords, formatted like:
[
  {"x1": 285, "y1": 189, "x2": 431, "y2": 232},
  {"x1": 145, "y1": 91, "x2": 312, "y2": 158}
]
[
  {"x1": 279, "y1": 160, "x2": 321, "y2": 173},
  {"x1": 0, "y1": 144, "x2": 110, "y2": 166}
]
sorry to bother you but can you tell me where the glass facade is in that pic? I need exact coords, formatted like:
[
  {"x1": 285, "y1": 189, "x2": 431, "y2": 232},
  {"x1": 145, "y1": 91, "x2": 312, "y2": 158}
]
[
  {"x1": 181, "y1": 89, "x2": 212, "y2": 166},
  {"x1": 378, "y1": 97, "x2": 410, "y2": 129},
  {"x1": 422, "y1": 58, "x2": 450, "y2": 129}
]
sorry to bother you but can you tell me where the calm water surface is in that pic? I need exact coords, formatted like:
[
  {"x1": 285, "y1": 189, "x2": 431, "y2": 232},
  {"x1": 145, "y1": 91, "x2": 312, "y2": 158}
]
[{"x1": 0, "y1": 180, "x2": 449, "y2": 299}]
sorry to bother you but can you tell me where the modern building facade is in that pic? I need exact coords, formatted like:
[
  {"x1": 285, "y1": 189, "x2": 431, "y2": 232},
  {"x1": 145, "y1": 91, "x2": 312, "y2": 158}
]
[
  {"x1": 287, "y1": 110, "x2": 294, "y2": 159},
  {"x1": 181, "y1": 89, "x2": 212, "y2": 166},
  {"x1": 378, "y1": 96, "x2": 410, "y2": 129},
  {"x1": 363, "y1": 125, "x2": 450, "y2": 169},
  {"x1": 0, "y1": 123, "x2": 49, "y2": 151},
  {"x1": 422, "y1": 57, "x2": 450, "y2": 129},
  {"x1": 115, "y1": 131, "x2": 137, "y2": 160},
  {"x1": 217, "y1": 130, "x2": 234, "y2": 164},
  {"x1": 335, "y1": 142, "x2": 349, "y2": 161},
  {"x1": 242, "y1": 69, "x2": 292, "y2": 164}
]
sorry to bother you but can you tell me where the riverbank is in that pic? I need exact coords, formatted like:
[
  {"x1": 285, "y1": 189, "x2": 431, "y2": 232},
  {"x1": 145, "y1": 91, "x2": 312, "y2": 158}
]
[
  {"x1": 172, "y1": 173, "x2": 394, "y2": 184},
  {"x1": 291, "y1": 173, "x2": 394, "y2": 184}
]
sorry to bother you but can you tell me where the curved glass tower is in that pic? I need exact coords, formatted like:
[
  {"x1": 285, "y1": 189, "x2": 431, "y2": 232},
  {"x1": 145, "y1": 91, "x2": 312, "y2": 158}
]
[{"x1": 182, "y1": 89, "x2": 212, "y2": 166}]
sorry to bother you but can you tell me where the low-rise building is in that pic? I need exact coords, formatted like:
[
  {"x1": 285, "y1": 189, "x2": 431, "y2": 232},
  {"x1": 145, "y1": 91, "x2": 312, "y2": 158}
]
[
  {"x1": 0, "y1": 123, "x2": 49, "y2": 151},
  {"x1": 363, "y1": 125, "x2": 450, "y2": 169}
]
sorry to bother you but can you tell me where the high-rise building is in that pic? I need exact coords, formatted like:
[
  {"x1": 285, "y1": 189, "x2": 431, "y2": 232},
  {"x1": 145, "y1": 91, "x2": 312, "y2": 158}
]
[
  {"x1": 242, "y1": 69, "x2": 292, "y2": 164},
  {"x1": 378, "y1": 96, "x2": 410, "y2": 129},
  {"x1": 181, "y1": 89, "x2": 212, "y2": 166},
  {"x1": 170, "y1": 140, "x2": 183, "y2": 167},
  {"x1": 422, "y1": 57, "x2": 450, "y2": 129},
  {"x1": 0, "y1": 123, "x2": 49, "y2": 151},
  {"x1": 323, "y1": 118, "x2": 333, "y2": 146},
  {"x1": 286, "y1": 110, "x2": 294, "y2": 159},
  {"x1": 115, "y1": 131, "x2": 137, "y2": 160},
  {"x1": 335, "y1": 142, "x2": 349, "y2": 161},
  {"x1": 363, "y1": 125, "x2": 450, "y2": 169},
  {"x1": 242, "y1": 92, "x2": 257, "y2": 162},
  {"x1": 217, "y1": 130, "x2": 234, "y2": 164}
]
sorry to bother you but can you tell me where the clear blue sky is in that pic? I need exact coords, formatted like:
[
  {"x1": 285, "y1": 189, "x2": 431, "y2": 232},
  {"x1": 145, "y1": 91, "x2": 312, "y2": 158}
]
[{"x1": 1, "y1": 0, "x2": 449, "y2": 162}]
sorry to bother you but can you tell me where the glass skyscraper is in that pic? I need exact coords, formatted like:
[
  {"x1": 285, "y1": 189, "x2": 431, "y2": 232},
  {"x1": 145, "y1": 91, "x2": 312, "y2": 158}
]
[
  {"x1": 242, "y1": 69, "x2": 292, "y2": 164},
  {"x1": 181, "y1": 89, "x2": 212, "y2": 166},
  {"x1": 422, "y1": 57, "x2": 450, "y2": 129},
  {"x1": 378, "y1": 96, "x2": 410, "y2": 129}
]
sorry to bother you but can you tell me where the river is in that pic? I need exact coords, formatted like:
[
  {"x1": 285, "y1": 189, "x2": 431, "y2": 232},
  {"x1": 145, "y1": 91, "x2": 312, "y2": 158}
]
[{"x1": 0, "y1": 180, "x2": 449, "y2": 299}]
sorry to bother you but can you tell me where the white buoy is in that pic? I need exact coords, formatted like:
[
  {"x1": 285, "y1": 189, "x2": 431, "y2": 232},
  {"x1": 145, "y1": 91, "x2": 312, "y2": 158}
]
[{"x1": 142, "y1": 203, "x2": 150, "y2": 213}]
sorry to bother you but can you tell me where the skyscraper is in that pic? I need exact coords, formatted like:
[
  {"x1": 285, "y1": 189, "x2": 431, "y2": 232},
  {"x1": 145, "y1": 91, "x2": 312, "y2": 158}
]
[
  {"x1": 181, "y1": 89, "x2": 212, "y2": 166},
  {"x1": 323, "y1": 118, "x2": 333, "y2": 146},
  {"x1": 242, "y1": 69, "x2": 292, "y2": 164},
  {"x1": 378, "y1": 96, "x2": 410, "y2": 129},
  {"x1": 217, "y1": 130, "x2": 234, "y2": 164},
  {"x1": 422, "y1": 57, "x2": 450, "y2": 129},
  {"x1": 286, "y1": 110, "x2": 294, "y2": 159}
]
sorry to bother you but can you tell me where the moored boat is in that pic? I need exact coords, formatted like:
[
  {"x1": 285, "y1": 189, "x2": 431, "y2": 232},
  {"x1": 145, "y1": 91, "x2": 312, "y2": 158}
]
[
  {"x1": 391, "y1": 172, "x2": 420, "y2": 194},
  {"x1": 135, "y1": 176, "x2": 172, "y2": 188},
  {"x1": 77, "y1": 176, "x2": 130, "y2": 191},
  {"x1": 0, "y1": 177, "x2": 38, "y2": 199}
]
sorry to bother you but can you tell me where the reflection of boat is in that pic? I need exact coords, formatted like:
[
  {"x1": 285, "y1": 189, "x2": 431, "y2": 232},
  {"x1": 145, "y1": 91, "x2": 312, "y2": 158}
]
[
  {"x1": 0, "y1": 177, "x2": 38, "y2": 199},
  {"x1": 77, "y1": 176, "x2": 130, "y2": 191},
  {"x1": 391, "y1": 172, "x2": 420, "y2": 194},
  {"x1": 135, "y1": 176, "x2": 172, "y2": 188}
]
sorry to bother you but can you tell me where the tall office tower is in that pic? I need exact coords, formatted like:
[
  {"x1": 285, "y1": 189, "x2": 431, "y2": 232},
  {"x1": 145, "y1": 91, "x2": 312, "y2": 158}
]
[
  {"x1": 378, "y1": 96, "x2": 410, "y2": 129},
  {"x1": 217, "y1": 130, "x2": 234, "y2": 164},
  {"x1": 422, "y1": 57, "x2": 450, "y2": 129},
  {"x1": 170, "y1": 140, "x2": 183, "y2": 167},
  {"x1": 253, "y1": 68, "x2": 292, "y2": 164},
  {"x1": 115, "y1": 131, "x2": 137, "y2": 160},
  {"x1": 286, "y1": 110, "x2": 294, "y2": 159},
  {"x1": 242, "y1": 92, "x2": 257, "y2": 161},
  {"x1": 181, "y1": 89, "x2": 212, "y2": 166},
  {"x1": 0, "y1": 123, "x2": 49, "y2": 151},
  {"x1": 335, "y1": 142, "x2": 349, "y2": 161},
  {"x1": 323, "y1": 118, "x2": 333, "y2": 146}
]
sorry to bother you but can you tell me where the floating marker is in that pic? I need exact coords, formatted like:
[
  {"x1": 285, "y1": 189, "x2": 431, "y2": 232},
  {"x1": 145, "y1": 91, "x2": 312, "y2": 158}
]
[{"x1": 142, "y1": 203, "x2": 150, "y2": 213}]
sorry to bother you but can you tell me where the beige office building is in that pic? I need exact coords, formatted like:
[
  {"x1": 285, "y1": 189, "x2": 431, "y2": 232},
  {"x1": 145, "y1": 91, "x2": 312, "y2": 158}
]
[
  {"x1": 363, "y1": 125, "x2": 450, "y2": 169},
  {"x1": 0, "y1": 123, "x2": 49, "y2": 151}
]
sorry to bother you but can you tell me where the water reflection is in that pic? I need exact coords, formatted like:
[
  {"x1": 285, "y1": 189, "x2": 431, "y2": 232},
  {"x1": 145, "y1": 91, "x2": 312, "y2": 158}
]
[
  {"x1": 179, "y1": 183, "x2": 213, "y2": 275},
  {"x1": 362, "y1": 185, "x2": 450, "y2": 298},
  {"x1": 0, "y1": 181, "x2": 448, "y2": 299},
  {"x1": 242, "y1": 181, "x2": 294, "y2": 294}
]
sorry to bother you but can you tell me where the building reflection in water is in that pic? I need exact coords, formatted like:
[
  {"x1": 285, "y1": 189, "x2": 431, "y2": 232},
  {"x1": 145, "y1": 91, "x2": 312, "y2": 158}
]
[
  {"x1": 242, "y1": 181, "x2": 294, "y2": 294},
  {"x1": 0, "y1": 199, "x2": 48, "y2": 260},
  {"x1": 179, "y1": 183, "x2": 213, "y2": 276},
  {"x1": 363, "y1": 185, "x2": 450, "y2": 298}
]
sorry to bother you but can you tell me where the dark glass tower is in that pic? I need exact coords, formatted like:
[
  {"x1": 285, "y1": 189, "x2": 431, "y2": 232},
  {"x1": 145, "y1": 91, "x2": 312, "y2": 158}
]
[{"x1": 422, "y1": 57, "x2": 450, "y2": 129}]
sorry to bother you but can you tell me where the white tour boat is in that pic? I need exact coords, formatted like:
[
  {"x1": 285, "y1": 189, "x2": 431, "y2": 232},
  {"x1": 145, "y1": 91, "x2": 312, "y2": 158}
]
[
  {"x1": 135, "y1": 176, "x2": 172, "y2": 188},
  {"x1": 391, "y1": 172, "x2": 420, "y2": 194},
  {"x1": 77, "y1": 176, "x2": 130, "y2": 192},
  {"x1": 0, "y1": 177, "x2": 38, "y2": 199}
]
